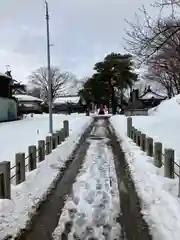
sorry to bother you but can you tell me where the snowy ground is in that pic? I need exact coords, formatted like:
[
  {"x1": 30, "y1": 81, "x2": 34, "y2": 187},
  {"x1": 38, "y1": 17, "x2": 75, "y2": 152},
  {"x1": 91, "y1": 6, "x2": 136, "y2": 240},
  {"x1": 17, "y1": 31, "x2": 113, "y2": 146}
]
[
  {"x1": 53, "y1": 119, "x2": 121, "y2": 240},
  {"x1": 132, "y1": 95, "x2": 180, "y2": 162},
  {"x1": 110, "y1": 95, "x2": 180, "y2": 240},
  {"x1": 0, "y1": 114, "x2": 92, "y2": 239},
  {"x1": 0, "y1": 113, "x2": 87, "y2": 165}
]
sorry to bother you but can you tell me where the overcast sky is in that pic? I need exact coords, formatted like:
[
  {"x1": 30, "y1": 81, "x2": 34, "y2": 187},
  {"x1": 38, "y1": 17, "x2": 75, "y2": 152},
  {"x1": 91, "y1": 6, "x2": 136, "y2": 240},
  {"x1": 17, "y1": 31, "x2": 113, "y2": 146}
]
[{"x1": 0, "y1": 0, "x2": 157, "y2": 83}]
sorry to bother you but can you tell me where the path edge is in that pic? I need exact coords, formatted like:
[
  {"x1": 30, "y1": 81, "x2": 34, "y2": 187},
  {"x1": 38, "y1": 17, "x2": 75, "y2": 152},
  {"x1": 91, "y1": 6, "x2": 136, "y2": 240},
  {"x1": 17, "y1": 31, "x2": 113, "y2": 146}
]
[
  {"x1": 108, "y1": 120, "x2": 152, "y2": 240},
  {"x1": 4, "y1": 118, "x2": 95, "y2": 240}
]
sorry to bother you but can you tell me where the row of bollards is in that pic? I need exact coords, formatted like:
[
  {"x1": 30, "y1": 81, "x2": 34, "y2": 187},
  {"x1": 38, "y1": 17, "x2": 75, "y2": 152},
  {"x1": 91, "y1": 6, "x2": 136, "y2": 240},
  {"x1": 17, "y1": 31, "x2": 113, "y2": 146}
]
[
  {"x1": 127, "y1": 117, "x2": 176, "y2": 179},
  {"x1": 0, "y1": 120, "x2": 69, "y2": 199}
]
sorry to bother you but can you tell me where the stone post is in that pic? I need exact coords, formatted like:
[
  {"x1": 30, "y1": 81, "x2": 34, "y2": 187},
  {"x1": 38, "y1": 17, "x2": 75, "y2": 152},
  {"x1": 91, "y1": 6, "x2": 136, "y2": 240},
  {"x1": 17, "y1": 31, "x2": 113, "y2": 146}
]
[
  {"x1": 131, "y1": 126, "x2": 134, "y2": 140},
  {"x1": 127, "y1": 117, "x2": 132, "y2": 138},
  {"x1": 0, "y1": 161, "x2": 11, "y2": 199},
  {"x1": 28, "y1": 145, "x2": 37, "y2": 171},
  {"x1": 133, "y1": 128, "x2": 137, "y2": 143},
  {"x1": 15, "y1": 152, "x2": 25, "y2": 185},
  {"x1": 56, "y1": 130, "x2": 61, "y2": 145},
  {"x1": 52, "y1": 133, "x2": 58, "y2": 149},
  {"x1": 140, "y1": 133, "x2": 146, "y2": 152},
  {"x1": 38, "y1": 140, "x2": 45, "y2": 162},
  {"x1": 63, "y1": 120, "x2": 69, "y2": 138},
  {"x1": 60, "y1": 128, "x2": 65, "y2": 142},
  {"x1": 146, "y1": 137, "x2": 153, "y2": 157},
  {"x1": 164, "y1": 148, "x2": 174, "y2": 178},
  {"x1": 154, "y1": 142, "x2": 162, "y2": 167},
  {"x1": 46, "y1": 136, "x2": 52, "y2": 155},
  {"x1": 136, "y1": 131, "x2": 141, "y2": 146}
]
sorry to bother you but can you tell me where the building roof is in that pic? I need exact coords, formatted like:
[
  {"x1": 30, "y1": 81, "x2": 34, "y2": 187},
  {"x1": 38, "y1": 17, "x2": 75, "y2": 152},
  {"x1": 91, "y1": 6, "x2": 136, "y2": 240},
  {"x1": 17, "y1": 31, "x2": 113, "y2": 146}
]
[
  {"x1": 0, "y1": 73, "x2": 12, "y2": 80},
  {"x1": 139, "y1": 88, "x2": 167, "y2": 100},
  {"x1": 53, "y1": 96, "x2": 80, "y2": 105},
  {"x1": 13, "y1": 94, "x2": 43, "y2": 102}
]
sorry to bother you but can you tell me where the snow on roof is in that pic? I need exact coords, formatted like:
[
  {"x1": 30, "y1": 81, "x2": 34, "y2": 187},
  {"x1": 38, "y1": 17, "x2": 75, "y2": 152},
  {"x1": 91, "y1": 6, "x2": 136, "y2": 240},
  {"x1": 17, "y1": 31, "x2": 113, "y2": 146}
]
[
  {"x1": 53, "y1": 96, "x2": 80, "y2": 104},
  {"x1": 13, "y1": 94, "x2": 43, "y2": 102},
  {"x1": 0, "y1": 73, "x2": 12, "y2": 79},
  {"x1": 139, "y1": 91, "x2": 167, "y2": 100}
]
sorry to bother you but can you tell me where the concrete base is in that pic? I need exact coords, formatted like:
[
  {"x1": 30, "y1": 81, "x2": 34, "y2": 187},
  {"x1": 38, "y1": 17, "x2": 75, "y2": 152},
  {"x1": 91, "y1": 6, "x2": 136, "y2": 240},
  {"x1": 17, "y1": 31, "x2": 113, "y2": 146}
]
[{"x1": 92, "y1": 115, "x2": 111, "y2": 119}]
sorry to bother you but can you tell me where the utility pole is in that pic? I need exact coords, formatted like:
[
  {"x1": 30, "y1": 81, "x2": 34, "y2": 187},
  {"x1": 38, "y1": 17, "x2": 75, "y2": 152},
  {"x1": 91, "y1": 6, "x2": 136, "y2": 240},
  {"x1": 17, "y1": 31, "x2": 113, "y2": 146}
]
[{"x1": 45, "y1": 1, "x2": 53, "y2": 134}]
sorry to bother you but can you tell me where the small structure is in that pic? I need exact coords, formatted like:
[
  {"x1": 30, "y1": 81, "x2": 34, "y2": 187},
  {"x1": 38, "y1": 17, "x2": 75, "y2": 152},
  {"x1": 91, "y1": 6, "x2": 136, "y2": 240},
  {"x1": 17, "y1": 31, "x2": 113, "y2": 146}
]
[
  {"x1": 13, "y1": 94, "x2": 43, "y2": 114},
  {"x1": 53, "y1": 95, "x2": 83, "y2": 114},
  {"x1": 138, "y1": 86, "x2": 167, "y2": 108},
  {"x1": 128, "y1": 86, "x2": 167, "y2": 109},
  {"x1": 124, "y1": 86, "x2": 167, "y2": 115},
  {"x1": 0, "y1": 73, "x2": 18, "y2": 122}
]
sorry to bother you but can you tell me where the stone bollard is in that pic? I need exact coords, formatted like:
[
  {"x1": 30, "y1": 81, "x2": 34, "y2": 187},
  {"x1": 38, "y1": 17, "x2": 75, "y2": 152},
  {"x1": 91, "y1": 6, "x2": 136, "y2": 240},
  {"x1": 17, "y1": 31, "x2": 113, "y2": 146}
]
[
  {"x1": 38, "y1": 140, "x2": 45, "y2": 162},
  {"x1": 133, "y1": 128, "x2": 137, "y2": 143},
  {"x1": 140, "y1": 133, "x2": 146, "y2": 152},
  {"x1": 63, "y1": 120, "x2": 69, "y2": 138},
  {"x1": 136, "y1": 131, "x2": 141, "y2": 147},
  {"x1": 46, "y1": 136, "x2": 52, "y2": 155},
  {"x1": 154, "y1": 142, "x2": 162, "y2": 168},
  {"x1": 164, "y1": 148, "x2": 174, "y2": 178},
  {"x1": 28, "y1": 145, "x2": 37, "y2": 171},
  {"x1": 59, "y1": 128, "x2": 65, "y2": 142},
  {"x1": 146, "y1": 137, "x2": 153, "y2": 157},
  {"x1": 56, "y1": 130, "x2": 61, "y2": 145},
  {"x1": 0, "y1": 161, "x2": 11, "y2": 199},
  {"x1": 127, "y1": 117, "x2": 132, "y2": 138},
  {"x1": 52, "y1": 133, "x2": 58, "y2": 149},
  {"x1": 131, "y1": 126, "x2": 134, "y2": 140},
  {"x1": 15, "y1": 152, "x2": 25, "y2": 185}
]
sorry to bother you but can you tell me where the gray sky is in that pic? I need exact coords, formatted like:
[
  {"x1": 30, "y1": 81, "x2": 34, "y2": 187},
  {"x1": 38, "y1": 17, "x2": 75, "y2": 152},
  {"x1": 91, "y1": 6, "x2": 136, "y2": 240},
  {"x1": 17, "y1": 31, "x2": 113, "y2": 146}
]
[{"x1": 0, "y1": 0, "x2": 155, "y2": 82}]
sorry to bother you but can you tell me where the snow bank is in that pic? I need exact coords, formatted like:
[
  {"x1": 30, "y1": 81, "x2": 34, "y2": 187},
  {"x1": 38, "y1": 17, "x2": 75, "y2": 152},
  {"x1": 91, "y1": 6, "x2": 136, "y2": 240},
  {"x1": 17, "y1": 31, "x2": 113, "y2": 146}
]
[
  {"x1": 131, "y1": 95, "x2": 180, "y2": 161},
  {"x1": 0, "y1": 115, "x2": 92, "y2": 239},
  {"x1": 0, "y1": 114, "x2": 86, "y2": 165},
  {"x1": 149, "y1": 94, "x2": 180, "y2": 117},
  {"x1": 111, "y1": 116, "x2": 180, "y2": 240}
]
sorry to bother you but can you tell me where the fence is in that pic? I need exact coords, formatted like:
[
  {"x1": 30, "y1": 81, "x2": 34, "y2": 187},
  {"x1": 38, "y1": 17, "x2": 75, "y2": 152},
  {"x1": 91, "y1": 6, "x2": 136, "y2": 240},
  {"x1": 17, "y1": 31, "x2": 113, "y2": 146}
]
[
  {"x1": 0, "y1": 120, "x2": 69, "y2": 199},
  {"x1": 127, "y1": 117, "x2": 180, "y2": 198}
]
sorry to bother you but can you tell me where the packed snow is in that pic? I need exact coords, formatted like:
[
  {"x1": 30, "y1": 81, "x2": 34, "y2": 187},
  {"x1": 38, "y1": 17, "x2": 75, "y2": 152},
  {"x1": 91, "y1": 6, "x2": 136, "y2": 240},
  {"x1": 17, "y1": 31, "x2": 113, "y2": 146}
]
[
  {"x1": 0, "y1": 114, "x2": 92, "y2": 239},
  {"x1": 53, "y1": 119, "x2": 121, "y2": 240},
  {"x1": 0, "y1": 113, "x2": 87, "y2": 166},
  {"x1": 111, "y1": 95, "x2": 180, "y2": 240}
]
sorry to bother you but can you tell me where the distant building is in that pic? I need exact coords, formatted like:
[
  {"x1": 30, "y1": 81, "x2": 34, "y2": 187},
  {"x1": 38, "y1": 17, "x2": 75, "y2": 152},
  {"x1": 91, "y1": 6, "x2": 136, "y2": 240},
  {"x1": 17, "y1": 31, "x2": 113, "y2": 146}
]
[
  {"x1": 53, "y1": 95, "x2": 83, "y2": 113},
  {"x1": 0, "y1": 73, "x2": 18, "y2": 122},
  {"x1": 127, "y1": 86, "x2": 167, "y2": 110},
  {"x1": 13, "y1": 94, "x2": 43, "y2": 114}
]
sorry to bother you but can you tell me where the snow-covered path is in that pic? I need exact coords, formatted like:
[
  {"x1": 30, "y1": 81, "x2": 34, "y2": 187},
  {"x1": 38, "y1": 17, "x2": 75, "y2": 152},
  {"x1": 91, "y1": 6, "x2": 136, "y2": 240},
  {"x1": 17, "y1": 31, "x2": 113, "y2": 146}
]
[{"x1": 53, "y1": 119, "x2": 122, "y2": 239}]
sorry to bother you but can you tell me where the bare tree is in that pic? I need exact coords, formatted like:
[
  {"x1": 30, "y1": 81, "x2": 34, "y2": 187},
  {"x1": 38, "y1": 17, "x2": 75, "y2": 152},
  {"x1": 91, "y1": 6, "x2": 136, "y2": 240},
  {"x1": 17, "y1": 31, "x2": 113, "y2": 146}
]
[
  {"x1": 28, "y1": 86, "x2": 41, "y2": 98},
  {"x1": 28, "y1": 66, "x2": 76, "y2": 101},
  {"x1": 140, "y1": 19, "x2": 180, "y2": 97},
  {"x1": 124, "y1": 4, "x2": 180, "y2": 64},
  {"x1": 124, "y1": 1, "x2": 180, "y2": 97}
]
